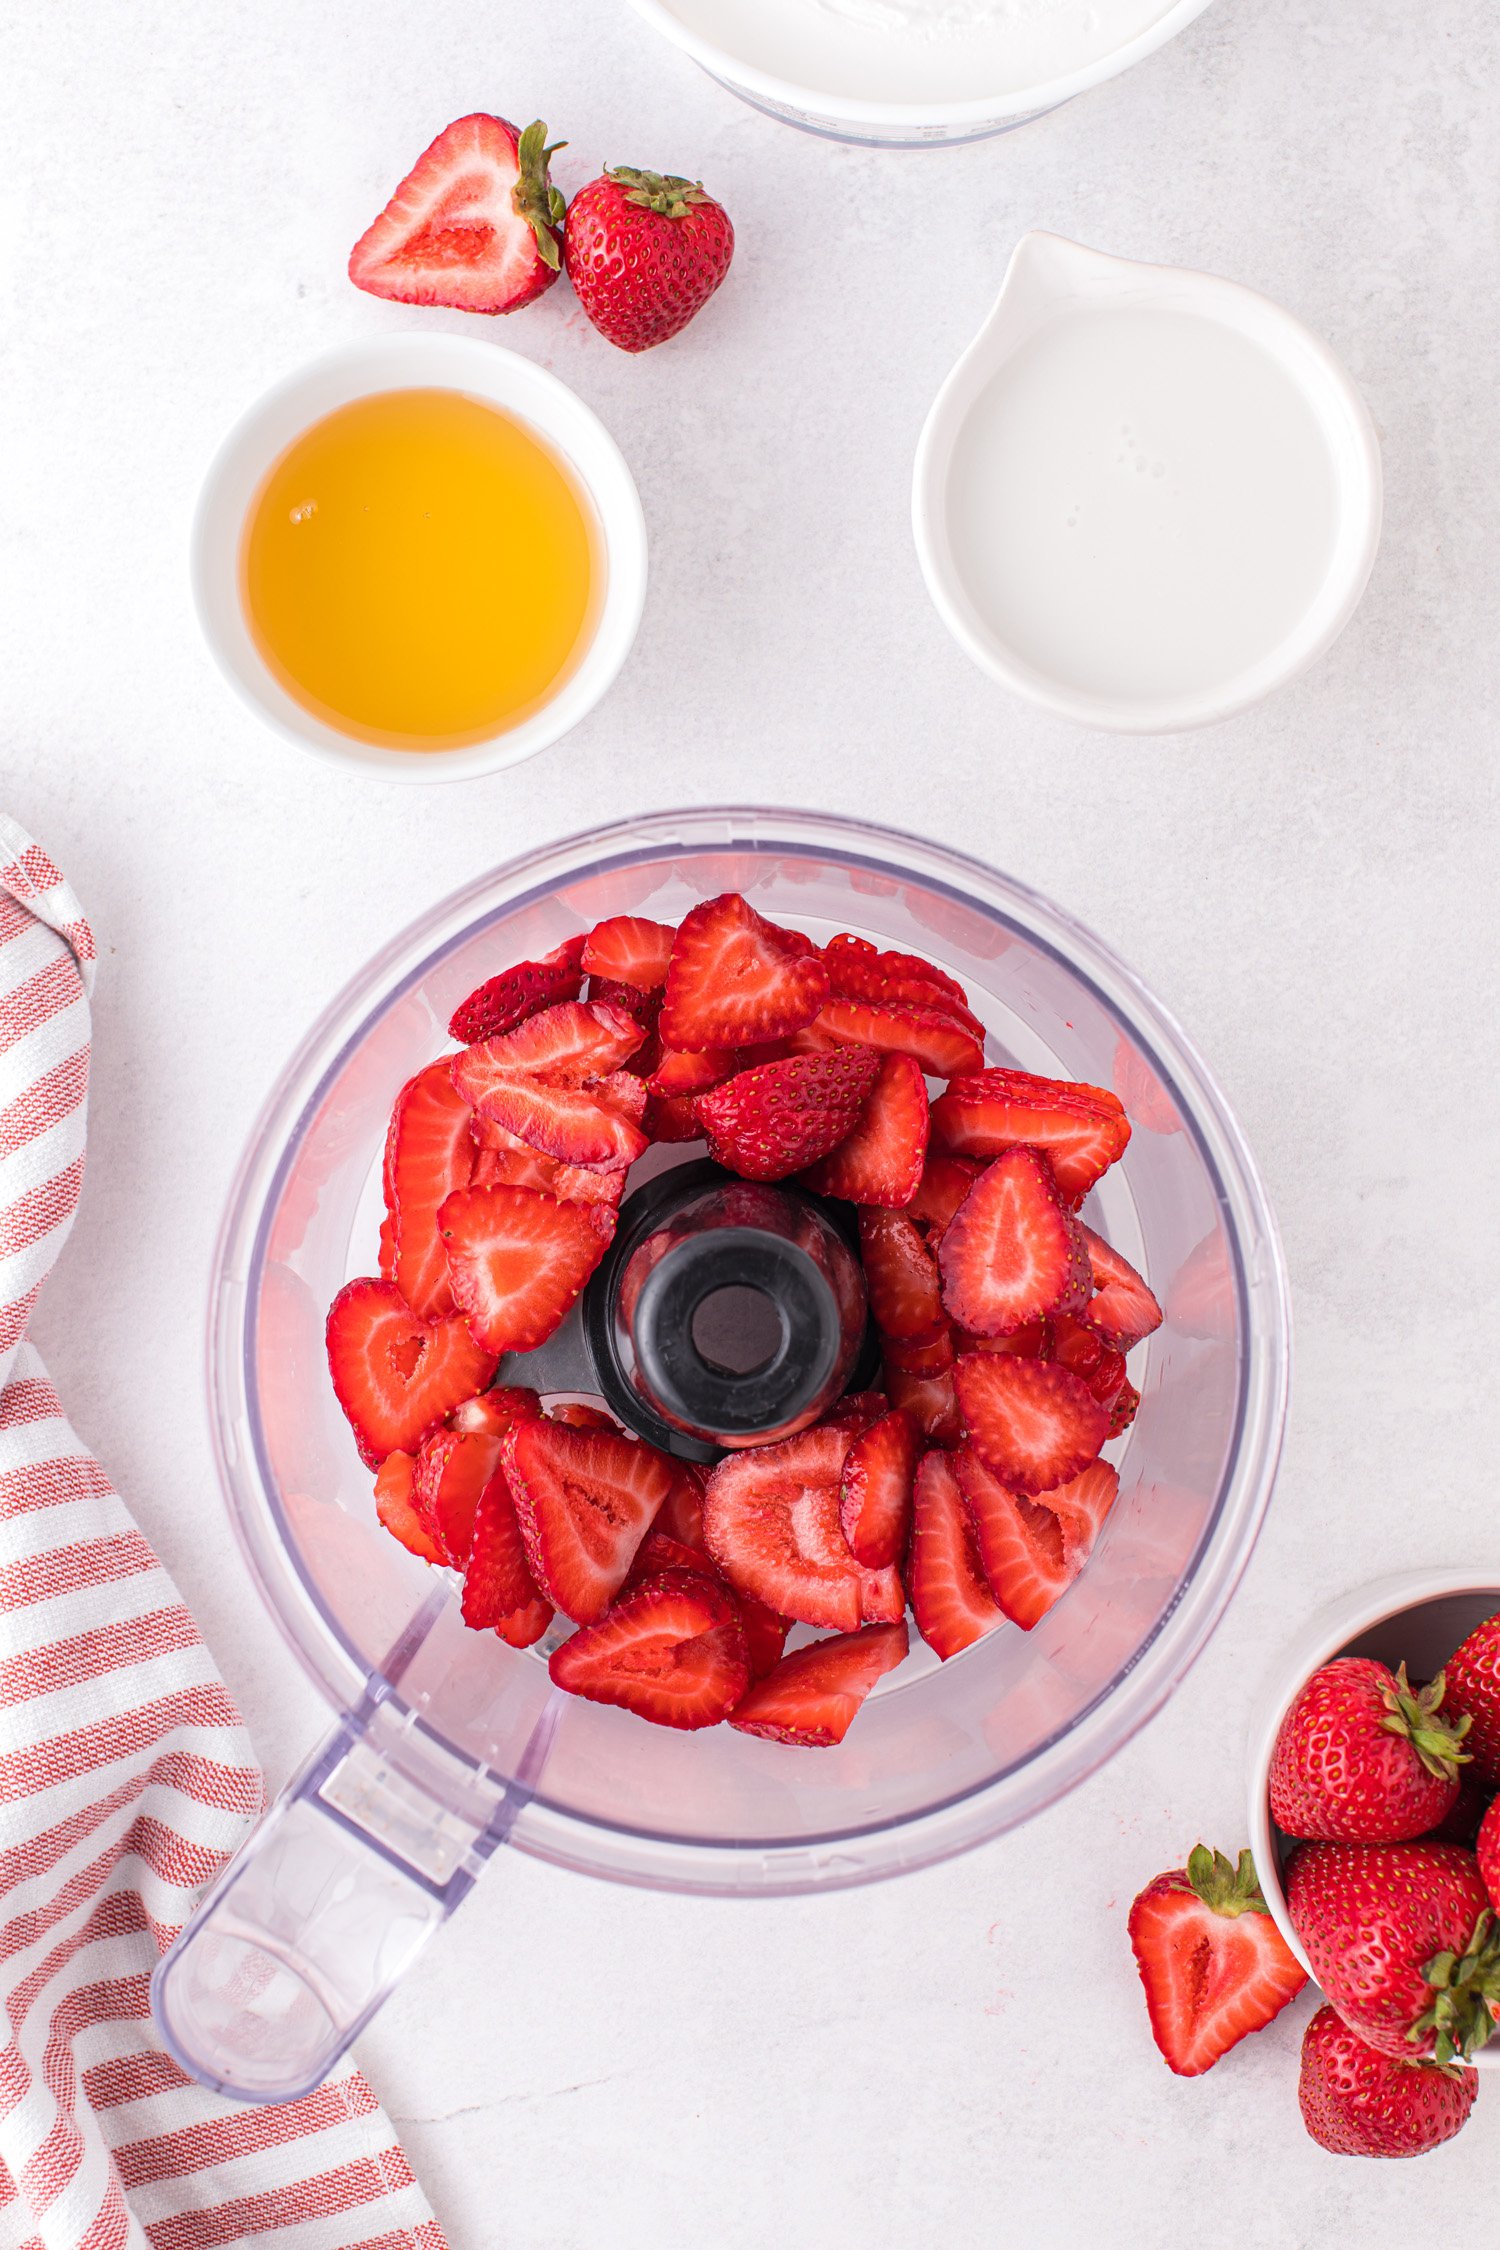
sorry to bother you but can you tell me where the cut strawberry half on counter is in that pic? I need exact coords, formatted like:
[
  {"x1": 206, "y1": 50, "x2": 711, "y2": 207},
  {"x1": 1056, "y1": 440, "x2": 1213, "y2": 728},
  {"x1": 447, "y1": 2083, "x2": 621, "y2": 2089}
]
[
  {"x1": 439, "y1": 1184, "x2": 608, "y2": 1355},
  {"x1": 857, "y1": 1208, "x2": 945, "y2": 1340},
  {"x1": 695, "y1": 1049, "x2": 880, "y2": 1181},
  {"x1": 385, "y1": 1060, "x2": 478, "y2": 1321},
  {"x1": 800, "y1": 1052, "x2": 929, "y2": 1208},
  {"x1": 349, "y1": 114, "x2": 566, "y2": 314},
  {"x1": 815, "y1": 997, "x2": 983, "y2": 1081},
  {"x1": 659, "y1": 893, "x2": 829, "y2": 1049},
  {"x1": 937, "y1": 1148, "x2": 1091, "y2": 1337},
  {"x1": 954, "y1": 1351, "x2": 1110, "y2": 1496},
  {"x1": 327, "y1": 1278, "x2": 497, "y2": 1468},
  {"x1": 453, "y1": 1000, "x2": 645, "y2": 1090},
  {"x1": 702, "y1": 1425, "x2": 865, "y2": 1631},
  {"x1": 931, "y1": 1068, "x2": 1130, "y2": 1206},
  {"x1": 412, "y1": 1426, "x2": 504, "y2": 1566},
  {"x1": 954, "y1": 1451, "x2": 1118, "y2": 1630},
  {"x1": 1077, "y1": 1224, "x2": 1164, "y2": 1349},
  {"x1": 1129, "y1": 1845, "x2": 1308, "y2": 2076},
  {"x1": 581, "y1": 916, "x2": 677, "y2": 990},
  {"x1": 448, "y1": 937, "x2": 585, "y2": 1045},
  {"x1": 461, "y1": 1072, "x2": 649, "y2": 1170},
  {"x1": 505, "y1": 1417, "x2": 675, "y2": 1623},
  {"x1": 374, "y1": 1452, "x2": 443, "y2": 1564},
  {"x1": 550, "y1": 1569, "x2": 750, "y2": 1727},
  {"x1": 839, "y1": 1408, "x2": 919, "y2": 1570},
  {"x1": 462, "y1": 1465, "x2": 553, "y2": 1646},
  {"x1": 731, "y1": 1620, "x2": 909, "y2": 1747},
  {"x1": 907, "y1": 1450, "x2": 1005, "y2": 1660}
]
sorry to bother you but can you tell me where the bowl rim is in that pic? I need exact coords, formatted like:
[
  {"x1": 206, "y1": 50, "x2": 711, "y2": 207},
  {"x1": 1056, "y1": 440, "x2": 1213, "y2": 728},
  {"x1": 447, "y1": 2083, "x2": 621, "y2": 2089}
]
[
  {"x1": 211, "y1": 806, "x2": 1292, "y2": 1892},
  {"x1": 621, "y1": 0, "x2": 1220, "y2": 130},
  {"x1": 190, "y1": 333, "x2": 649, "y2": 784}
]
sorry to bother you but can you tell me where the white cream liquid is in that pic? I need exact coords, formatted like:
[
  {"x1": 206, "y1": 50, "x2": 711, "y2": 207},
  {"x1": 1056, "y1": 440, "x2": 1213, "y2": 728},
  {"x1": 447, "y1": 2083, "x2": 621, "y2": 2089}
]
[
  {"x1": 660, "y1": 0, "x2": 1178, "y2": 103},
  {"x1": 944, "y1": 308, "x2": 1340, "y2": 708}
]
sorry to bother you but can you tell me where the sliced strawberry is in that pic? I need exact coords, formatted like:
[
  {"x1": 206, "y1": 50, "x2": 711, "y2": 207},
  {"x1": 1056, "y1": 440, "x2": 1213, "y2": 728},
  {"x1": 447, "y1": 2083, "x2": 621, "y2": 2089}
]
[
  {"x1": 412, "y1": 1426, "x2": 503, "y2": 1565},
  {"x1": 880, "y1": 1327, "x2": 955, "y2": 1376},
  {"x1": 930, "y1": 1069, "x2": 1131, "y2": 1205},
  {"x1": 737, "y1": 1591, "x2": 794, "y2": 1679},
  {"x1": 839, "y1": 1408, "x2": 919, "y2": 1569},
  {"x1": 452, "y1": 1000, "x2": 645, "y2": 1092},
  {"x1": 859, "y1": 1564, "x2": 908, "y2": 1623},
  {"x1": 954, "y1": 1352, "x2": 1110, "y2": 1495},
  {"x1": 906, "y1": 1154, "x2": 984, "y2": 1243},
  {"x1": 461, "y1": 1072, "x2": 649, "y2": 1169},
  {"x1": 1109, "y1": 1379, "x2": 1141, "y2": 1437},
  {"x1": 588, "y1": 979, "x2": 662, "y2": 1076},
  {"x1": 660, "y1": 893, "x2": 829, "y2": 1049},
  {"x1": 857, "y1": 1209, "x2": 945, "y2": 1339},
  {"x1": 625, "y1": 1528, "x2": 720, "y2": 1588},
  {"x1": 374, "y1": 1452, "x2": 443, "y2": 1564},
  {"x1": 327, "y1": 1278, "x2": 496, "y2": 1468},
  {"x1": 730, "y1": 1620, "x2": 908, "y2": 1746},
  {"x1": 695, "y1": 1049, "x2": 880, "y2": 1181},
  {"x1": 937, "y1": 1148, "x2": 1091, "y2": 1338},
  {"x1": 448, "y1": 936, "x2": 585, "y2": 1045},
  {"x1": 581, "y1": 915, "x2": 677, "y2": 990},
  {"x1": 800, "y1": 1053, "x2": 929, "y2": 1208},
  {"x1": 908, "y1": 1450, "x2": 1006, "y2": 1659},
  {"x1": 954, "y1": 1449, "x2": 1118, "y2": 1629},
  {"x1": 452, "y1": 1384, "x2": 542, "y2": 1439},
  {"x1": 815, "y1": 997, "x2": 983, "y2": 1081},
  {"x1": 439, "y1": 1185, "x2": 608, "y2": 1355},
  {"x1": 378, "y1": 1210, "x2": 398, "y2": 1281},
  {"x1": 386, "y1": 1061, "x2": 477, "y2": 1321},
  {"x1": 470, "y1": 1123, "x2": 561, "y2": 1193},
  {"x1": 648, "y1": 1046, "x2": 741, "y2": 1097},
  {"x1": 550, "y1": 1569, "x2": 749, "y2": 1729},
  {"x1": 823, "y1": 932, "x2": 973, "y2": 1013},
  {"x1": 552, "y1": 1163, "x2": 627, "y2": 1211},
  {"x1": 585, "y1": 1069, "x2": 649, "y2": 1123},
  {"x1": 1129, "y1": 1846, "x2": 1309, "y2": 2076},
  {"x1": 819, "y1": 1391, "x2": 891, "y2": 1434},
  {"x1": 653, "y1": 1460, "x2": 709, "y2": 1552},
  {"x1": 1078, "y1": 1224, "x2": 1164, "y2": 1348},
  {"x1": 505, "y1": 1418, "x2": 675, "y2": 1623},
  {"x1": 348, "y1": 114, "x2": 565, "y2": 315},
  {"x1": 1049, "y1": 1311, "x2": 1129, "y2": 1409},
  {"x1": 644, "y1": 1090, "x2": 704, "y2": 1143},
  {"x1": 462, "y1": 1463, "x2": 553, "y2": 1644},
  {"x1": 883, "y1": 1362, "x2": 962, "y2": 1446},
  {"x1": 702, "y1": 1425, "x2": 865, "y2": 1630},
  {"x1": 545, "y1": 1400, "x2": 621, "y2": 1432}
]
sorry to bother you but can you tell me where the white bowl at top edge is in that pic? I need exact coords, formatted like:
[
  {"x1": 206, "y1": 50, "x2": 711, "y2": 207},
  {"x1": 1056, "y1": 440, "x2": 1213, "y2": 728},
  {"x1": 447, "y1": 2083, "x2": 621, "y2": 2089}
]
[
  {"x1": 912, "y1": 233, "x2": 1384, "y2": 735},
  {"x1": 622, "y1": 0, "x2": 1220, "y2": 146},
  {"x1": 1246, "y1": 1568, "x2": 1500, "y2": 2069},
  {"x1": 191, "y1": 335, "x2": 648, "y2": 785}
]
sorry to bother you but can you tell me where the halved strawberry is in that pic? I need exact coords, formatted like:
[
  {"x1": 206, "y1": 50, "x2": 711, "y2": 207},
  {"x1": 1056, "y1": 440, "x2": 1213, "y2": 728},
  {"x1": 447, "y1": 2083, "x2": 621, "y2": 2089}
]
[
  {"x1": 800, "y1": 1053, "x2": 929, "y2": 1208},
  {"x1": 412, "y1": 1426, "x2": 503, "y2": 1565},
  {"x1": 439, "y1": 1185, "x2": 608, "y2": 1355},
  {"x1": 906, "y1": 1154, "x2": 984, "y2": 1243},
  {"x1": 907, "y1": 1450, "x2": 1005, "y2": 1659},
  {"x1": 730, "y1": 1620, "x2": 909, "y2": 1747},
  {"x1": 695, "y1": 1049, "x2": 880, "y2": 1181},
  {"x1": 374, "y1": 1452, "x2": 443, "y2": 1564},
  {"x1": 954, "y1": 1352, "x2": 1110, "y2": 1495},
  {"x1": 327, "y1": 1279, "x2": 496, "y2": 1468},
  {"x1": 452, "y1": 1000, "x2": 645, "y2": 1091},
  {"x1": 550, "y1": 1569, "x2": 749, "y2": 1729},
  {"x1": 648, "y1": 1046, "x2": 741, "y2": 1097},
  {"x1": 385, "y1": 1061, "x2": 477, "y2": 1321},
  {"x1": 857, "y1": 1209, "x2": 945, "y2": 1340},
  {"x1": 448, "y1": 936, "x2": 585, "y2": 1045},
  {"x1": 883, "y1": 1362, "x2": 962, "y2": 1446},
  {"x1": 660, "y1": 893, "x2": 829, "y2": 1049},
  {"x1": 839, "y1": 1409, "x2": 920, "y2": 1570},
  {"x1": 461, "y1": 1072, "x2": 649, "y2": 1169},
  {"x1": 1078, "y1": 1224, "x2": 1164, "y2": 1349},
  {"x1": 954, "y1": 1449, "x2": 1118, "y2": 1629},
  {"x1": 931, "y1": 1069, "x2": 1130, "y2": 1205},
  {"x1": 738, "y1": 1591, "x2": 794, "y2": 1679},
  {"x1": 452, "y1": 1384, "x2": 542, "y2": 1439},
  {"x1": 702, "y1": 1425, "x2": 864, "y2": 1630},
  {"x1": 1049, "y1": 1312, "x2": 1129, "y2": 1409},
  {"x1": 581, "y1": 916, "x2": 677, "y2": 990},
  {"x1": 1129, "y1": 1846, "x2": 1308, "y2": 2076},
  {"x1": 348, "y1": 114, "x2": 565, "y2": 314},
  {"x1": 937, "y1": 1148, "x2": 1091, "y2": 1338},
  {"x1": 462, "y1": 1464, "x2": 553, "y2": 1645},
  {"x1": 505, "y1": 1418, "x2": 674, "y2": 1623},
  {"x1": 815, "y1": 997, "x2": 983, "y2": 1081}
]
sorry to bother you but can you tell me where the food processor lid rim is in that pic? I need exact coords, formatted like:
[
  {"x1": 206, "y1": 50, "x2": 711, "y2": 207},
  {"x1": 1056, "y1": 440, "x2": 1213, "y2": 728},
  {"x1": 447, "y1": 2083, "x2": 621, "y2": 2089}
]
[{"x1": 213, "y1": 805, "x2": 1289, "y2": 1868}]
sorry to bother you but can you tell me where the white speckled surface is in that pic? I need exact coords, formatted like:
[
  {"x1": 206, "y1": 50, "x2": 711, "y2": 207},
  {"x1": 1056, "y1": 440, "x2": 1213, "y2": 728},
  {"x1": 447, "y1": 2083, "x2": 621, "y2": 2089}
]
[{"x1": 5, "y1": 0, "x2": 1500, "y2": 2235}]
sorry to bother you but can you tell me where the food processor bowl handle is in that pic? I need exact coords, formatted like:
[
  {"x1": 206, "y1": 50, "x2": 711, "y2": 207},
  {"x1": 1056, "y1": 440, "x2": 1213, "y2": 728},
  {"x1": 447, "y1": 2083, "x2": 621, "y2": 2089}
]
[{"x1": 152, "y1": 1684, "x2": 561, "y2": 2104}]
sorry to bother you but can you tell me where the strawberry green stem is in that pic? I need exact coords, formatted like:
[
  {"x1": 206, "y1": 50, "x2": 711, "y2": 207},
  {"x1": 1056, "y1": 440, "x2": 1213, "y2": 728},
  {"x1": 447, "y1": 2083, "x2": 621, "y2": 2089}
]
[
  {"x1": 605, "y1": 166, "x2": 713, "y2": 220},
  {"x1": 1379, "y1": 1663, "x2": 1472, "y2": 1783},
  {"x1": 1184, "y1": 1845, "x2": 1273, "y2": 1919},
  {"x1": 512, "y1": 121, "x2": 567, "y2": 272},
  {"x1": 1415, "y1": 1909, "x2": 1500, "y2": 2064}
]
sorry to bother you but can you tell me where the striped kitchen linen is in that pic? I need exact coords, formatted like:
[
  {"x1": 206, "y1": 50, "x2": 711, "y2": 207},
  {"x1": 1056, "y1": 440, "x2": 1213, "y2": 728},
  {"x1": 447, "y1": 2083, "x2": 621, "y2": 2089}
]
[{"x1": 0, "y1": 815, "x2": 448, "y2": 2250}]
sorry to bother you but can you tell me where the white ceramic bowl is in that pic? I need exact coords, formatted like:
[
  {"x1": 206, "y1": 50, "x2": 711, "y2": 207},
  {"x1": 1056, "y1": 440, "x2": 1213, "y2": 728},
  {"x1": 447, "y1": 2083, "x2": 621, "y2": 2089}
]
[
  {"x1": 193, "y1": 335, "x2": 648, "y2": 784},
  {"x1": 913, "y1": 233, "x2": 1383, "y2": 734},
  {"x1": 1246, "y1": 1568, "x2": 1500, "y2": 2069},
  {"x1": 623, "y1": 0, "x2": 1220, "y2": 147}
]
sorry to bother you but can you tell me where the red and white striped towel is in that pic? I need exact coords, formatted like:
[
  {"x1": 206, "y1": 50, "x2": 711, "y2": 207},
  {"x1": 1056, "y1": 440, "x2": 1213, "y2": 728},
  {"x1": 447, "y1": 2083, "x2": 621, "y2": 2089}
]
[{"x1": 0, "y1": 816, "x2": 449, "y2": 2250}]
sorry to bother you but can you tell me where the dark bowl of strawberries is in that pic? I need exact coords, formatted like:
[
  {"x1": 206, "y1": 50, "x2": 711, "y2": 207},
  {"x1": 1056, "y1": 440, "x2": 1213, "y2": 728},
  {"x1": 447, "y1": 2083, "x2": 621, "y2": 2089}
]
[{"x1": 156, "y1": 806, "x2": 1289, "y2": 2102}]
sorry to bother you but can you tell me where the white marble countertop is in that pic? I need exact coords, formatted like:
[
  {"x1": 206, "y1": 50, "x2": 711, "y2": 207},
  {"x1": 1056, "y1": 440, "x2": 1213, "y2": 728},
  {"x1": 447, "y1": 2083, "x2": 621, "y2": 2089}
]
[{"x1": 6, "y1": 0, "x2": 1500, "y2": 2237}]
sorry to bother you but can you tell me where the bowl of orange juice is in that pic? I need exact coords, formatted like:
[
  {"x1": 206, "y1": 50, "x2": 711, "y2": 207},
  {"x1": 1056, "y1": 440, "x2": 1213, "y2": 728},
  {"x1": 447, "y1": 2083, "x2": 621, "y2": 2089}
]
[{"x1": 193, "y1": 336, "x2": 647, "y2": 781}]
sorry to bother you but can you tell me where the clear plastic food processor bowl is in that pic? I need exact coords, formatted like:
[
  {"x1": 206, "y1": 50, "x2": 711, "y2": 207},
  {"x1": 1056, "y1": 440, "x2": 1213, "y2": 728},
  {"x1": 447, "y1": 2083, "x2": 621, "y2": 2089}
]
[{"x1": 154, "y1": 808, "x2": 1289, "y2": 2101}]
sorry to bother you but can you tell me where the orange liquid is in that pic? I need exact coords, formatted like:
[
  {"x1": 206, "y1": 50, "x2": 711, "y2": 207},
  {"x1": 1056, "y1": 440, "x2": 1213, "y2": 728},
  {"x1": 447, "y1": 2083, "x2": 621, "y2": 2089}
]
[{"x1": 240, "y1": 388, "x2": 601, "y2": 752}]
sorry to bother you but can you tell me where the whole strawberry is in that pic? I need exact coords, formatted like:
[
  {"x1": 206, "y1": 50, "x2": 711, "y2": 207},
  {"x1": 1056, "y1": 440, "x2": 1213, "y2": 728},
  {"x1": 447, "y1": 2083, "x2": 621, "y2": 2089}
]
[
  {"x1": 1269, "y1": 1658, "x2": 1471, "y2": 1843},
  {"x1": 1478, "y1": 1797, "x2": 1500, "y2": 1908},
  {"x1": 1285, "y1": 1839, "x2": 1500, "y2": 2062},
  {"x1": 1127, "y1": 1844, "x2": 1307, "y2": 2077},
  {"x1": 564, "y1": 168, "x2": 734, "y2": 352},
  {"x1": 1441, "y1": 1610, "x2": 1500, "y2": 1785},
  {"x1": 1298, "y1": 2005, "x2": 1478, "y2": 2158}
]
